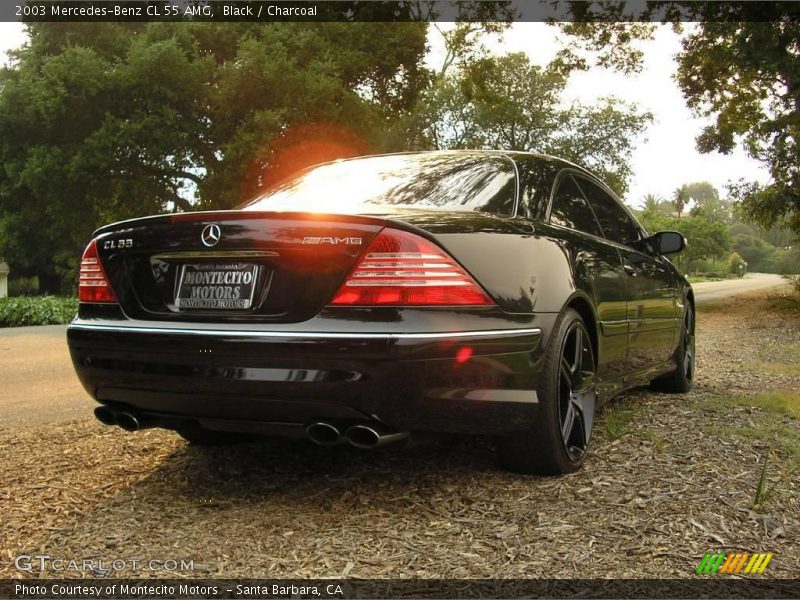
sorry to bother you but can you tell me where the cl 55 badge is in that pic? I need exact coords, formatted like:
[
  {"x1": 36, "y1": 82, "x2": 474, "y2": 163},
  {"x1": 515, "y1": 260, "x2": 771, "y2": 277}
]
[
  {"x1": 302, "y1": 237, "x2": 362, "y2": 245},
  {"x1": 103, "y1": 239, "x2": 133, "y2": 250}
]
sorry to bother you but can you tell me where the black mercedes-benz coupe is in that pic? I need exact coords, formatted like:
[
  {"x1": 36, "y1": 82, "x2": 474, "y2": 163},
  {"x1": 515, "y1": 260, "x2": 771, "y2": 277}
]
[{"x1": 67, "y1": 150, "x2": 693, "y2": 474}]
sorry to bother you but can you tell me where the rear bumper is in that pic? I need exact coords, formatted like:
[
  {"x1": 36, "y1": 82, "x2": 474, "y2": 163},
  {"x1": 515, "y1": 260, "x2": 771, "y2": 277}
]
[{"x1": 67, "y1": 312, "x2": 555, "y2": 435}]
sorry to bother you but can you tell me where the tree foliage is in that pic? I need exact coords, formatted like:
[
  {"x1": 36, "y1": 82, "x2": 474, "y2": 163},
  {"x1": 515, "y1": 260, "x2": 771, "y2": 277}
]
[
  {"x1": 637, "y1": 192, "x2": 731, "y2": 273},
  {"x1": 555, "y1": 20, "x2": 655, "y2": 75},
  {"x1": 683, "y1": 181, "x2": 732, "y2": 224},
  {"x1": 676, "y1": 15, "x2": 800, "y2": 235},
  {"x1": 557, "y1": 7, "x2": 800, "y2": 235},
  {"x1": 413, "y1": 52, "x2": 652, "y2": 196},
  {"x1": 0, "y1": 22, "x2": 428, "y2": 291},
  {"x1": 0, "y1": 19, "x2": 653, "y2": 292}
]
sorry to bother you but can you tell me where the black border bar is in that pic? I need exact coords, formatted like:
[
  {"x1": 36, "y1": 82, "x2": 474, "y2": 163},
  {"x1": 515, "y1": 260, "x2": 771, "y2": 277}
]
[
  {"x1": 6, "y1": 1, "x2": 800, "y2": 23},
  {"x1": 3, "y1": 578, "x2": 800, "y2": 599}
]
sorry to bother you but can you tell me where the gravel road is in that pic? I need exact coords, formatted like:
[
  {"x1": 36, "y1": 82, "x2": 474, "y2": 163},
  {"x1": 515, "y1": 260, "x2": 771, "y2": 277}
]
[
  {"x1": 2, "y1": 287, "x2": 798, "y2": 579},
  {"x1": 692, "y1": 272, "x2": 785, "y2": 304}
]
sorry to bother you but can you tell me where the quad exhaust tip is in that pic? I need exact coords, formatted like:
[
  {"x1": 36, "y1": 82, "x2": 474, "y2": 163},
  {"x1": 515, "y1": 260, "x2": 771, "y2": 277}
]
[
  {"x1": 115, "y1": 411, "x2": 141, "y2": 432},
  {"x1": 345, "y1": 424, "x2": 409, "y2": 449},
  {"x1": 306, "y1": 421, "x2": 409, "y2": 449},
  {"x1": 93, "y1": 406, "x2": 116, "y2": 426},
  {"x1": 93, "y1": 406, "x2": 153, "y2": 432},
  {"x1": 305, "y1": 421, "x2": 343, "y2": 446}
]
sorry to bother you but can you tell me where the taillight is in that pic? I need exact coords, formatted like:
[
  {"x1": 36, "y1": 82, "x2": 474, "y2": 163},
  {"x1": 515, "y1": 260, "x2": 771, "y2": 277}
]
[
  {"x1": 329, "y1": 228, "x2": 494, "y2": 306},
  {"x1": 78, "y1": 239, "x2": 118, "y2": 303}
]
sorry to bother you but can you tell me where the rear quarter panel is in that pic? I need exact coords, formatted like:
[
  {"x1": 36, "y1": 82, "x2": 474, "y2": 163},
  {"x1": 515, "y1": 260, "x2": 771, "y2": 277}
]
[{"x1": 412, "y1": 217, "x2": 631, "y2": 393}]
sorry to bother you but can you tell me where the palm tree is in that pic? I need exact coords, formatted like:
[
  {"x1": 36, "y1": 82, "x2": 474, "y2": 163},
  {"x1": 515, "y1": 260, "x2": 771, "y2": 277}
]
[
  {"x1": 673, "y1": 186, "x2": 689, "y2": 219},
  {"x1": 642, "y1": 193, "x2": 664, "y2": 213}
]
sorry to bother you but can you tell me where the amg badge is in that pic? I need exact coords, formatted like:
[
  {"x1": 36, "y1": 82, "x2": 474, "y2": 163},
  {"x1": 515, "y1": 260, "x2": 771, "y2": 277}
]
[{"x1": 302, "y1": 236, "x2": 362, "y2": 245}]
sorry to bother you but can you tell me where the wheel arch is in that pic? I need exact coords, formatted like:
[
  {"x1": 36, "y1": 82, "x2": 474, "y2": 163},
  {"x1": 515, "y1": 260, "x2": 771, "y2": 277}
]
[
  {"x1": 562, "y1": 292, "x2": 599, "y2": 364},
  {"x1": 685, "y1": 287, "x2": 696, "y2": 333}
]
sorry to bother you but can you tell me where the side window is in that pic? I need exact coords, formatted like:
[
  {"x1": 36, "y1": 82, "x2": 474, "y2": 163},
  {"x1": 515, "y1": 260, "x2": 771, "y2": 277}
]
[
  {"x1": 576, "y1": 177, "x2": 642, "y2": 247},
  {"x1": 549, "y1": 175, "x2": 603, "y2": 237},
  {"x1": 518, "y1": 158, "x2": 561, "y2": 220}
]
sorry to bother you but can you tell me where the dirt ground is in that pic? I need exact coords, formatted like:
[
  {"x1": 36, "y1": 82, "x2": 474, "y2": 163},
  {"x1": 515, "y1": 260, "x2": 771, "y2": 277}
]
[{"x1": 2, "y1": 289, "x2": 799, "y2": 579}]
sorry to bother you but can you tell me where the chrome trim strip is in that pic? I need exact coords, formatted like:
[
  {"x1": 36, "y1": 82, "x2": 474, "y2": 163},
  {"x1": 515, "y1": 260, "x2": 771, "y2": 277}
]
[
  {"x1": 68, "y1": 323, "x2": 542, "y2": 340},
  {"x1": 152, "y1": 251, "x2": 279, "y2": 260},
  {"x1": 503, "y1": 153, "x2": 522, "y2": 218},
  {"x1": 430, "y1": 388, "x2": 539, "y2": 403}
]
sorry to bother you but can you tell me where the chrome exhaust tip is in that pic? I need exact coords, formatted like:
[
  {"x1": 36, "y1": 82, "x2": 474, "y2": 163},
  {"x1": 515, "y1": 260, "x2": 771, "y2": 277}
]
[
  {"x1": 345, "y1": 424, "x2": 409, "y2": 449},
  {"x1": 115, "y1": 411, "x2": 141, "y2": 432},
  {"x1": 306, "y1": 422, "x2": 343, "y2": 446},
  {"x1": 93, "y1": 406, "x2": 116, "y2": 427}
]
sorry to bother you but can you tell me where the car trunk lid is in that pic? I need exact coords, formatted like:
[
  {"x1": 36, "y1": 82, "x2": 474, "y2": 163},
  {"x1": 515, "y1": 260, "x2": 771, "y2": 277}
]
[{"x1": 93, "y1": 211, "x2": 385, "y2": 323}]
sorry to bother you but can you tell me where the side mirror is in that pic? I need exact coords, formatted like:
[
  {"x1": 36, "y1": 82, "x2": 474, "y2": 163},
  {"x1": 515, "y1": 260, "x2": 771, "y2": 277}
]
[{"x1": 651, "y1": 231, "x2": 686, "y2": 255}]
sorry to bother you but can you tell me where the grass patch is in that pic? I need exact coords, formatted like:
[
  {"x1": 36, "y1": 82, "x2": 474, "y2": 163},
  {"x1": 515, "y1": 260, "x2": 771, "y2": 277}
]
[
  {"x1": 753, "y1": 455, "x2": 772, "y2": 510},
  {"x1": 746, "y1": 362, "x2": 800, "y2": 377},
  {"x1": 695, "y1": 391, "x2": 800, "y2": 485},
  {"x1": 696, "y1": 393, "x2": 800, "y2": 510},
  {"x1": 714, "y1": 420, "x2": 800, "y2": 473},
  {"x1": 766, "y1": 289, "x2": 800, "y2": 315},
  {"x1": 636, "y1": 428, "x2": 667, "y2": 452},
  {"x1": 756, "y1": 344, "x2": 800, "y2": 362},
  {"x1": 0, "y1": 296, "x2": 78, "y2": 327},
  {"x1": 748, "y1": 339, "x2": 800, "y2": 377},
  {"x1": 598, "y1": 398, "x2": 640, "y2": 441},
  {"x1": 698, "y1": 390, "x2": 800, "y2": 418}
]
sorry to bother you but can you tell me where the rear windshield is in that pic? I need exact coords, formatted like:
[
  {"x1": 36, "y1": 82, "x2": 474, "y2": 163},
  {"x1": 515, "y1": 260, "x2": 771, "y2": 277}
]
[{"x1": 242, "y1": 153, "x2": 517, "y2": 215}]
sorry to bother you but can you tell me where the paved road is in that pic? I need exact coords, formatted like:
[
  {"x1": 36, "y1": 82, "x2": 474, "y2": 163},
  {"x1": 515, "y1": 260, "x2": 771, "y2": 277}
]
[
  {"x1": 0, "y1": 324, "x2": 93, "y2": 428},
  {"x1": 0, "y1": 273, "x2": 788, "y2": 429},
  {"x1": 692, "y1": 272, "x2": 786, "y2": 304}
]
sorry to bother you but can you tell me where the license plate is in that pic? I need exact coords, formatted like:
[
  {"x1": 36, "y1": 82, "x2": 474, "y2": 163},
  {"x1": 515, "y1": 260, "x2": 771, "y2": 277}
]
[{"x1": 175, "y1": 263, "x2": 259, "y2": 310}]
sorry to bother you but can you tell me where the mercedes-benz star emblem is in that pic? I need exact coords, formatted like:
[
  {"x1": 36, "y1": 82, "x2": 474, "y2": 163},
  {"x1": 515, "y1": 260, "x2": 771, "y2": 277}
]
[{"x1": 201, "y1": 224, "x2": 221, "y2": 247}]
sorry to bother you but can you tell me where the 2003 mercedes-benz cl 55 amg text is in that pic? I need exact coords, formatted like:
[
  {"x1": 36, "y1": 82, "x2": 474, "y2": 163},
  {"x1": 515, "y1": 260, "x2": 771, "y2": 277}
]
[{"x1": 67, "y1": 150, "x2": 694, "y2": 474}]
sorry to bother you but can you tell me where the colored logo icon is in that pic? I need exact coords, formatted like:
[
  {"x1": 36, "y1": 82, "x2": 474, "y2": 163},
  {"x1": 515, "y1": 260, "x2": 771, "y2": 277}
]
[{"x1": 696, "y1": 552, "x2": 773, "y2": 575}]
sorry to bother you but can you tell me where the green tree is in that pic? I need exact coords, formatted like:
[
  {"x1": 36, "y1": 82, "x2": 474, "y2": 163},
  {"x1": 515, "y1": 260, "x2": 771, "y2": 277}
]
[
  {"x1": 726, "y1": 251, "x2": 746, "y2": 277},
  {"x1": 416, "y1": 53, "x2": 652, "y2": 196},
  {"x1": 0, "y1": 22, "x2": 428, "y2": 292},
  {"x1": 678, "y1": 181, "x2": 733, "y2": 223},
  {"x1": 642, "y1": 193, "x2": 668, "y2": 213},
  {"x1": 557, "y1": 7, "x2": 800, "y2": 234},
  {"x1": 675, "y1": 15, "x2": 800, "y2": 234},
  {"x1": 636, "y1": 209, "x2": 730, "y2": 274},
  {"x1": 732, "y1": 233, "x2": 776, "y2": 272},
  {"x1": 673, "y1": 186, "x2": 688, "y2": 219},
  {"x1": 672, "y1": 214, "x2": 731, "y2": 273}
]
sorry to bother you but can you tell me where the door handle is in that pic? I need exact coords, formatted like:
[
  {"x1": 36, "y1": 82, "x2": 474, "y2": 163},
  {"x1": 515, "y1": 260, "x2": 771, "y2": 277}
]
[{"x1": 623, "y1": 264, "x2": 637, "y2": 277}]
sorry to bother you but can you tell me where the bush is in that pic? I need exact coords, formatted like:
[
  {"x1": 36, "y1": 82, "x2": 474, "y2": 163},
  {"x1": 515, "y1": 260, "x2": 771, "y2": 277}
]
[
  {"x1": 726, "y1": 251, "x2": 747, "y2": 277},
  {"x1": 0, "y1": 296, "x2": 78, "y2": 327},
  {"x1": 8, "y1": 276, "x2": 39, "y2": 297}
]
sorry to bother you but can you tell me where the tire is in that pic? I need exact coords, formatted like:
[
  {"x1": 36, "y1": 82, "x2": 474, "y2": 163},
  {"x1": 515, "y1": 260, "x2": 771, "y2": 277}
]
[
  {"x1": 650, "y1": 302, "x2": 695, "y2": 393},
  {"x1": 499, "y1": 308, "x2": 597, "y2": 475},
  {"x1": 177, "y1": 422, "x2": 258, "y2": 446}
]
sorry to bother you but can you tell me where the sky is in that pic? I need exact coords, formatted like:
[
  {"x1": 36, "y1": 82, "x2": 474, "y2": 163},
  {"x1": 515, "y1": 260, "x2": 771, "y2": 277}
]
[
  {"x1": 427, "y1": 22, "x2": 771, "y2": 207},
  {"x1": 0, "y1": 22, "x2": 772, "y2": 208}
]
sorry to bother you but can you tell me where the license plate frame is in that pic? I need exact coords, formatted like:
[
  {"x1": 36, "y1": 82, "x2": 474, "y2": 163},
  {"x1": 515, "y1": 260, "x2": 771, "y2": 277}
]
[{"x1": 175, "y1": 262, "x2": 259, "y2": 310}]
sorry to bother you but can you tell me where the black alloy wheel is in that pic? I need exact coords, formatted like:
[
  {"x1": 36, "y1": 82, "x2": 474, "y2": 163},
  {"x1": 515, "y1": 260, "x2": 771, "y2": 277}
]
[
  {"x1": 557, "y1": 320, "x2": 597, "y2": 463},
  {"x1": 651, "y1": 302, "x2": 695, "y2": 393},
  {"x1": 500, "y1": 308, "x2": 597, "y2": 475}
]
